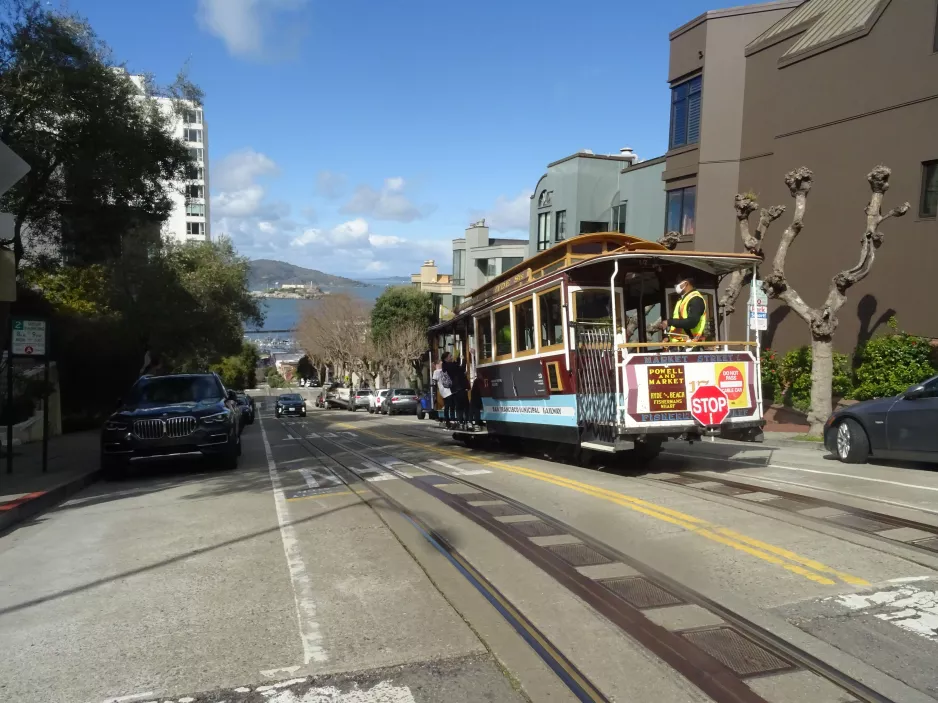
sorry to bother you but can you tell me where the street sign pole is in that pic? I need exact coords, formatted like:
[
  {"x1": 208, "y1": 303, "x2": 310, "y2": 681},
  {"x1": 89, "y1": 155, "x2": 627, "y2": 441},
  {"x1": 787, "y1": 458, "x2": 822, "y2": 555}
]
[
  {"x1": 5, "y1": 319, "x2": 12, "y2": 475},
  {"x1": 42, "y1": 328, "x2": 49, "y2": 473}
]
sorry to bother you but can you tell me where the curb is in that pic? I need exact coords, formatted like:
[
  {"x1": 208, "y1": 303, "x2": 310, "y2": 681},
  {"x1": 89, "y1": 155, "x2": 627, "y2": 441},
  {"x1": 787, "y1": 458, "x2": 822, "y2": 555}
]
[{"x1": 0, "y1": 469, "x2": 101, "y2": 534}]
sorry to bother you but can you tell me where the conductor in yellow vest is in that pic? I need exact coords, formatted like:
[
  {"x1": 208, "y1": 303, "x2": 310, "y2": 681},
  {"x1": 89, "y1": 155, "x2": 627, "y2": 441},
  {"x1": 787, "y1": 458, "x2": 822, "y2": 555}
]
[{"x1": 659, "y1": 277, "x2": 708, "y2": 343}]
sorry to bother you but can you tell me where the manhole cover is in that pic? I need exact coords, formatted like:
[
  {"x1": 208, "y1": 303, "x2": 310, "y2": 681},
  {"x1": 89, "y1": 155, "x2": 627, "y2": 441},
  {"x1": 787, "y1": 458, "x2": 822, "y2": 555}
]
[
  {"x1": 512, "y1": 520, "x2": 565, "y2": 537},
  {"x1": 600, "y1": 576, "x2": 684, "y2": 609},
  {"x1": 763, "y1": 497, "x2": 810, "y2": 512},
  {"x1": 826, "y1": 513, "x2": 894, "y2": 533},
  {"x1": 913, "y1": 536, "x2": 938, "y2": 552},
  {"x1": 680, "y1": 626, "x2": 794, "y2": 677},
  {"x1": 478, "y1": 502, "x2": 530, "y2": 517},
  {"x1": 546, "y1": 542, "x2": 612, "y2": 567}
]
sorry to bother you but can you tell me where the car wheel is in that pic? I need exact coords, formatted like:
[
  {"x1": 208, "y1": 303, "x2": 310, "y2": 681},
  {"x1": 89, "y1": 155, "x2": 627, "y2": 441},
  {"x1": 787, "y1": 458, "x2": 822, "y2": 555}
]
[
  {"x1": 101, "y1": 455, "x2": 128, "y2": 480},
  {"x1": 835, "y1": 418, "x2": 869, "y2": 464},
  {"x1": 417, "y1": 409, "x2": 425, "y2": 420}
]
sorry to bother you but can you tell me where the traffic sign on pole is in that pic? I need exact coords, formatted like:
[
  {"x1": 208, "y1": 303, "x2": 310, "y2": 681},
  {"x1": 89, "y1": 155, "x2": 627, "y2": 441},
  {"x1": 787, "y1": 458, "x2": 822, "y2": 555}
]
[
  {"x1": 748, "y1": 280, "x2": 768, "y2": 331},
  {"x1": 690, "y1": 385, "x2": 730, "y2": 426},
  {"x1": 11, "y1": 318, "x2": 46, "y2": 356}
]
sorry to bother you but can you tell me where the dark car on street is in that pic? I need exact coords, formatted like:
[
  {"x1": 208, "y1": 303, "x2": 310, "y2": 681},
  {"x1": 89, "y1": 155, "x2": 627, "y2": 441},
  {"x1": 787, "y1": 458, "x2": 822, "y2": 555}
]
[
  {"x1": 101, "y1": 373, "x2": 242, "y2": 477},
  {"x1": 824, "y1": 374, "x2": 938, "y2": 464},
  {"x1": 235, "y1": 392, "x2": 255, "y2": 426},
  {"x1": 380, "y1": 388, "x2": 419, "y2": 416},
  {"x1": 276, "y1": 393, "x2": 307, "y2": 418}
]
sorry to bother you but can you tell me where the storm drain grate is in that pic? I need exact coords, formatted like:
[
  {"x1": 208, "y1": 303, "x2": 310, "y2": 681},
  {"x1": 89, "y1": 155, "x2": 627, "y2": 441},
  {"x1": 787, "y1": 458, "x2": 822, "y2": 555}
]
[
  {"x1": 457, "y1": 493, "x2": 494, "y2": 503},
  {"x1": 599, "y1": 576, "x2": 684, "y2": 609},
  {"x1": 511, "y1": 520, "x2": 566, "y2": 538},
  {"x1": 912, "y1": 536, "x2": 938, "y2": 553},
  {"x1": 763, "y1": 497, "x2": 811, "y2": 512},
  {"x1": 680, "y1": 626, "x2": 795, "y2": 677},
  {"x1": 546, "y1": 542, "x2": 612, "y2": 567},
  {"x1": 826, "y1": 513, "x2": 895, "y2": 533},
  {"x1": 701, "y1": 484, "x2": 754, "y2": 496},
  {"x1": 478, "y1": 502, "x2": 530, "y2": 518}
]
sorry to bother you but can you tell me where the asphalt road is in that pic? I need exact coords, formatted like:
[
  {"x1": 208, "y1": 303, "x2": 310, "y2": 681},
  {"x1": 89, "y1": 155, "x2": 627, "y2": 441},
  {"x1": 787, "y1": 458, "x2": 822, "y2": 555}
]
[{"x1": 2, "y1": 399, "x2": 938, "y2": 702}]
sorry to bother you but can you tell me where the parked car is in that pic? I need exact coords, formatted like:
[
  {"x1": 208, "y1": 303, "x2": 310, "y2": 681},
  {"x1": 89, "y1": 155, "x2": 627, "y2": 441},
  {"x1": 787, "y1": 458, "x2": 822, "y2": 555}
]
[
  {"x1": 276, "y1": 393, "x2": 307, "y2": 418},
  {"x1": 824, "y1": 374, "x2": 938, "y2": 464},
  {"x1": 235, "y1": 392, "x2": 255, "y2": 426},
  {"x1": 369, "y1": 389, "x2": 390, "y2": 414},
  {"x1": 332, "y1": 387, "x2": 372, "y2": 411},
  {"x1": 380, "y1": 388, "x2": 419, "y2": 416},
  {"x1": 101, "y1": 373, "x2": 241, "y2": 477}
]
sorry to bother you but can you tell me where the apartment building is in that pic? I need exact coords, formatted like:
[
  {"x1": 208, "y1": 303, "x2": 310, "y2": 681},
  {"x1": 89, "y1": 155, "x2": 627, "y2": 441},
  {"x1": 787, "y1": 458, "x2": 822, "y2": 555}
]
[
  {"x1": 129, "y1": 74, "x2": 210, "y2": 244},
  {"x1": 410, "y1": 259, "x2": 454, "y2": 322},
  {"x1": 451, "y1": 221, "x2": 526, "y2": 308}
]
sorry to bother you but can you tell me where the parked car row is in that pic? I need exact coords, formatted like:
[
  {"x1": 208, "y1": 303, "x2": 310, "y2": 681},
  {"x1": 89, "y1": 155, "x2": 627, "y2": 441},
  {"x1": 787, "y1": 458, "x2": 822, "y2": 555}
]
[{"x1": 367, "y1": 388, "x2": 419, "y2": 415}]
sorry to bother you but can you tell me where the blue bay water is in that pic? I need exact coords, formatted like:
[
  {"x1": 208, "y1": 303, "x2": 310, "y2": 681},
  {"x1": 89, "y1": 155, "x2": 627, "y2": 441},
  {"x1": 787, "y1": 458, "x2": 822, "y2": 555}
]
[{"x1": 249, "y1": 283, "x2": 393, "y2": 333}]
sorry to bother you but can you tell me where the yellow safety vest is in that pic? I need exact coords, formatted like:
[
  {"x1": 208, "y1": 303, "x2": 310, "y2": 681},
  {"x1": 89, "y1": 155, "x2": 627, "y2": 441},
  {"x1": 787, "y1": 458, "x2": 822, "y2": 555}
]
[{"x1": 668, "y1": 290, "x2": 708, "y2": 342}]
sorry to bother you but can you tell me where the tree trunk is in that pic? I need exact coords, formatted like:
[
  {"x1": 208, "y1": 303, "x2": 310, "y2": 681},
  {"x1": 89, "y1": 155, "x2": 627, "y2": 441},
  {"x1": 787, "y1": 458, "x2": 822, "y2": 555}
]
[{"x1": 808, "y1": 338, "x2": 833, "y2": 437}]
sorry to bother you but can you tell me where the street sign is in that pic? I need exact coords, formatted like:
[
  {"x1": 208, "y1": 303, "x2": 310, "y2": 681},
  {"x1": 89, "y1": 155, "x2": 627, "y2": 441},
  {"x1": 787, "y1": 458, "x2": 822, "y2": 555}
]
[
  {"x1": 748, "y1": 280, "x2": 768, "y2": 331},
  {"x1": 0, "y1": 140, "x2": 30, "y2": 196},
  {"x1": 11, "y1": 318, "x2": 47, "y2": 356},
  {"x1": 690, "y1": 385, "x2": 730, "y2": 426}
]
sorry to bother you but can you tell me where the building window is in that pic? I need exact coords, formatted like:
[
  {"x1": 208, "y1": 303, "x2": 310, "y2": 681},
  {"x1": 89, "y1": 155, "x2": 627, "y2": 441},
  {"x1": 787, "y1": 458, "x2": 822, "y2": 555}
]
[
  {"x1": 555, "y1": 210, "x2": 566, "y2": 241},
  {"x1": 537, "y1": 287, "x2": 564, "y2": 351},
  {"x1": 501, "y1": 256, "x2": 523, "y2": 271},
  {"x1": 612, "y1": 202, "x2": 627, "y2": 233},
  {"x1": 453, "y1": 295, "x2": 463, "y2": 309},
  {"x1": 189, "y1": 147, "x2": 203, "y2": 163},
  {"x1": 184, "y1": 128, "x2": 202, "y2": 143},
  {"x1": 921, "y1": 161, "x2": 938, "y2": 218},
  {"x1": 537, "y1": 212, "x2": 551, "y2": 250},
  {"x1": 665, "y1": 186, "x2": 696, "y2": 239},
  {"x1": 187, "y1": 166, "x2": 204, "y2": 181},
  {"x1": 187, "y1": 184, "x2": 204, "y2": 199},
  {"x1": 670, "y1": 75, "x2": 702, "y2": 150},
  {"x1": 513, "y1": 297, "x2": 535, "y2": 356},
  {"x1": 579, "y1": 221, "x2": 608, "y2": 234},
  {"x1": 186, "y1": 222, "x2": 203, "y2": 236},
  {"x1": 538, "y1": 190, "x2": 552, "y2": 208},
  {"x1": 186, "y1": 109, "x2": 203, "y2": 124},
  {"x1": 186, "y1": 203, "x2": 205, "y2": 217},
  {"x1": 494, "y1": 306, "x2": 512, "y2": 359},
  {"x1": 452, "y1": 249, "x2": 465, "y2": 286}
]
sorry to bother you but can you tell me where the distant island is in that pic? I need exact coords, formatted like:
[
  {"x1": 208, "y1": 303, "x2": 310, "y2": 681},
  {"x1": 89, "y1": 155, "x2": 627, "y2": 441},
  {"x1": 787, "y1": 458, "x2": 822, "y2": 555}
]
[{"x1": 248, "y1": 259, "x2": 366, "y2": 291}]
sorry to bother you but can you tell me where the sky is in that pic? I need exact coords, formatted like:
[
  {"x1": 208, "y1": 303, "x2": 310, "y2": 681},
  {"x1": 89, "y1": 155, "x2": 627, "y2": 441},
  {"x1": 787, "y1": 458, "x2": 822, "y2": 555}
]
[{"x1": 67, "y1": 0, "x2": 722, "y2": 278}]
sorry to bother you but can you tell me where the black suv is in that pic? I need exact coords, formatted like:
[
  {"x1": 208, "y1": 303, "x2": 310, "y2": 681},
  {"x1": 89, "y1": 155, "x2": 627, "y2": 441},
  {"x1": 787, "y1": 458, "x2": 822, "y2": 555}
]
[{"x1": 101, "y1": 373, "x2": 242, "y2": 477}]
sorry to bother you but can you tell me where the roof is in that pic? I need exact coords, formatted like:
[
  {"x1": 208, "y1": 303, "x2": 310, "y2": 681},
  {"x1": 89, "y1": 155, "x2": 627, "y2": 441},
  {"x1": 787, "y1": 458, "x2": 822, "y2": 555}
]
[
  {"x1": 670, "y1": 0, "x2": 802, "y2": 40},
  {"x1": 746, "y1": 0, "x2": 889, "y2": 63},
  {"x1": 546, "y1": 152, "x2": 635, "y2": 169}
]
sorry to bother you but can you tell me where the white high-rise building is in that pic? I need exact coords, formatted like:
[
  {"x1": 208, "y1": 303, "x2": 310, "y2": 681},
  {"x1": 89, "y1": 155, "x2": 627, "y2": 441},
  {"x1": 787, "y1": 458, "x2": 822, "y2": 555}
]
[{"x1": 129, "y1": 74, "x2": 210, "y2": 244}]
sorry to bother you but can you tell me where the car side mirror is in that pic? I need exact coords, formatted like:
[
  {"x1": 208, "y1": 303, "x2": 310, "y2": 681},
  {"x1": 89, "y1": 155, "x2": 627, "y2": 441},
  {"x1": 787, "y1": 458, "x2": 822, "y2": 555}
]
[
  {"x1": 903, "y1": 385, "x2": 926, "y2": 400},
  {"x1": 227, "y1": 390, "x2": 238, "y2": 401}
]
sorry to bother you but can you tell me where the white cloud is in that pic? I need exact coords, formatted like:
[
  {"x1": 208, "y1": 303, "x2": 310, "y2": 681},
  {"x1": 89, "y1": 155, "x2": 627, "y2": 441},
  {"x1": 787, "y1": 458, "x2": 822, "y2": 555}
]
[
  {"x1": 340, "y1": 177, "x2": 431, "y2": 223},
  {"x1": 316, "y1": 171, "x2": 347, "y2": 200},
  {"x1": 212, "y1": 149, "x2": 278, "y2": 191},
  {"x1": 369, "y1": 234, "x2": 405, "y2": 248},
  {"x1": 475, "y1": 190, "x2": 533, "y2": 232},
  {"x1": 196, "y1": 0, "x2": 310, "y2": 60},
  {"x1": 365, "y1": 261, "x2": 388, "y2": 272}
]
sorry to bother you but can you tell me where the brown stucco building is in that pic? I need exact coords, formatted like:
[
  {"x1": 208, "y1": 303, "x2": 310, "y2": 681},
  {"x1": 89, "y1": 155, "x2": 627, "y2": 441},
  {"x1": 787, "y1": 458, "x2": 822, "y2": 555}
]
[{"x1": 667, "y1": 0, "x2": 938, "y2": 352}]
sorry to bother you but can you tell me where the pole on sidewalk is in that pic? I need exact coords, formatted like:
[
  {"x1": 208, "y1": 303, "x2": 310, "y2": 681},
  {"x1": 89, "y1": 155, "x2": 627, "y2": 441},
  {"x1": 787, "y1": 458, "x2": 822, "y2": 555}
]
[
  {"x1": 41, "y1": 340, "x2": 49, "y2": 474},
  {"x1": 6, "y1": 318, "x2": 12, "y2": 475}
]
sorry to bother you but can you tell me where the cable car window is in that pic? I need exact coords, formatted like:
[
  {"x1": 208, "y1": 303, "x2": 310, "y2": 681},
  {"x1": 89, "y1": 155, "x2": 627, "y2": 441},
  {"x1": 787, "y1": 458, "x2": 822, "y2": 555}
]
[
  {"x1": 573, "y1": 290, "x2": 623, "y2": 325},
  {"x1": 477, "y1": 315, "x2": 493, "y2": 364},
  {"x1": 494, "y1": 306, "x2": 512, "y2": 359},
  {"x1": 538, "y1": 287, "x2": 564, "y2": 351},
  {"x1": 514, "y1": 297, "x2": 535, "y2": 355}
]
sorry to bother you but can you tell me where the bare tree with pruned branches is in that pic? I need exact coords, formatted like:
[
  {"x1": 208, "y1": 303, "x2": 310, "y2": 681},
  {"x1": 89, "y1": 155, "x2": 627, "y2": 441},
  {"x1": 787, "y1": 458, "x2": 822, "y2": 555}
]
[
  {"x1": 296, "y1": 293, "x2": 372, "y2": 385},
  {"x1": 733, "y1": 165, "x2": 909, "y2": 436},
  {"x1": 379, "y1": 322, "x2": 428, "y2": 387}
]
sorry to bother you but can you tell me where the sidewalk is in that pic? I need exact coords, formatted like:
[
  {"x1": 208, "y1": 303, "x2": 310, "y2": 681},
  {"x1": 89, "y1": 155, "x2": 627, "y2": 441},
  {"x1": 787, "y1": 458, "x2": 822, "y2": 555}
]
[{"x1": 0, "y1": 429, "x2": 101, "y2": 532}]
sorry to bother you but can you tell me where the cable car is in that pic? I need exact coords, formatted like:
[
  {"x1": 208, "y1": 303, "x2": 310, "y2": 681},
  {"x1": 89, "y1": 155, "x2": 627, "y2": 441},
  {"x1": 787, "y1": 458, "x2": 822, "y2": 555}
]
[{"x1": 429, "y1": 233, "x2": 765, "y2": 462}]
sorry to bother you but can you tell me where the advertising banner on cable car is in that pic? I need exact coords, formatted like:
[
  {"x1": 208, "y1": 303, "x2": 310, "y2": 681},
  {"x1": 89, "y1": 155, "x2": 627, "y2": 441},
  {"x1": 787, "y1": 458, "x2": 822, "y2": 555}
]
[{"x1": 621, "y1": 351, "x2": 758, "y2": 427}]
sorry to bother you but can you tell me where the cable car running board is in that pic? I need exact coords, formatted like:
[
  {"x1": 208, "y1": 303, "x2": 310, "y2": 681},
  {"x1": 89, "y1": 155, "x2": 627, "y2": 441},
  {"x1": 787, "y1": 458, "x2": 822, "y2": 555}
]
[{"x1": 580, "y1": 441, "x2": 617, "y2": 453}]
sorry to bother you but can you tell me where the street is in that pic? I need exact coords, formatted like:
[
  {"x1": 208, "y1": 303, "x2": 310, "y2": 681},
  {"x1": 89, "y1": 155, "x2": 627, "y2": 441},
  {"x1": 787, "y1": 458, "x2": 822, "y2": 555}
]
[{"x1": 3, "y1": 401, "x2": 938, "y2": 703}]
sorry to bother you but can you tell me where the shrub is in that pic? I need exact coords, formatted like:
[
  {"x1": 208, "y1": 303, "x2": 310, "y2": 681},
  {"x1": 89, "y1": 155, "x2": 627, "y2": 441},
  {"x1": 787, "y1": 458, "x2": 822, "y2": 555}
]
[
  {"x1": 781, "y1": 346, "x2": 852, "y2": 413},
  {"x1": 760, "y1": 348, "x2": 784, "y2": 405},
  {"x1": 851, "y1": 319, "x2": 935, "y2": 400}
]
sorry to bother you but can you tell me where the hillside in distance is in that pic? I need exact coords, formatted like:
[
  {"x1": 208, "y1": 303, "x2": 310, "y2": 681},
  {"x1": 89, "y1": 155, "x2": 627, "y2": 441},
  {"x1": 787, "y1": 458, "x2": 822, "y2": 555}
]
[{"x1": 249, "y1": 259, "x2": 365, "y2": 289}]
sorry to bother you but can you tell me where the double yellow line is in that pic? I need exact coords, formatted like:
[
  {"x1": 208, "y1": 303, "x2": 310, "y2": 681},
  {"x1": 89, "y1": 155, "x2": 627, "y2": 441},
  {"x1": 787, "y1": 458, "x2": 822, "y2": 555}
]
[{"x1": 339, "y1": 423, "x2": 868, "y2": 587}]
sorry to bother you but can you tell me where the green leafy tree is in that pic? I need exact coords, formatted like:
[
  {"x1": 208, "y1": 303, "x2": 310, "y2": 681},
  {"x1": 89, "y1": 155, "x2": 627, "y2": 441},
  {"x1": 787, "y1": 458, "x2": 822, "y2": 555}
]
[
  {"x1": 371, "y1": 286, "x2": 433, "y2": 342},
  {"x1": 781, "y1": 346, "x2": 852, "y2": 413},
  {"x1": 212, "y1": 342, "x2": 261, "y2": 390},
  {"x1": 0, "y1": 0, "x2": 200, "y2": 266}
]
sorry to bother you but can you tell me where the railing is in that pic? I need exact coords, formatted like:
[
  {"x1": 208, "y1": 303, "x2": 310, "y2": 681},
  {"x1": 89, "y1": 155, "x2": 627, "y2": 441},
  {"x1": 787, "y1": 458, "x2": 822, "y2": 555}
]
[{"x1": 618, "y1": 340, "x2": 757, "y2": 352}]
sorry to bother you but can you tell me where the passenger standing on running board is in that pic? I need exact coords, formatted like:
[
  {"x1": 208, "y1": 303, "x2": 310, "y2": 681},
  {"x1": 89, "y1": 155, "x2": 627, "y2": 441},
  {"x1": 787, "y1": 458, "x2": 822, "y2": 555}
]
[
  {"x1": 437, "y1": 355, "x2": 454, "y2": 428},
  {"x1": 442, "y1": 351, "x2": 469, "y2": 431}
]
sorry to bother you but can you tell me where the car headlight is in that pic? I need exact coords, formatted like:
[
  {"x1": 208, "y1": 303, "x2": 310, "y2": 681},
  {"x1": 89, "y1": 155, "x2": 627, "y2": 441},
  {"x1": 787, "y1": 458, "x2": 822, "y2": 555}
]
[
  {"x1": 105, "y1": 420, "x2": 129, "y2": 431},
  {"x1": 202, "y1": 411, "x2": 231, "y2": 425}
]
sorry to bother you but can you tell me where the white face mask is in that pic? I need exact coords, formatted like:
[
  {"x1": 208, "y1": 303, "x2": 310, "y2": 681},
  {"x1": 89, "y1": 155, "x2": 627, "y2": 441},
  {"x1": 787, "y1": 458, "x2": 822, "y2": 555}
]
[{"x1": 674, "y1": 283, "x2": 685, "y2": 295}]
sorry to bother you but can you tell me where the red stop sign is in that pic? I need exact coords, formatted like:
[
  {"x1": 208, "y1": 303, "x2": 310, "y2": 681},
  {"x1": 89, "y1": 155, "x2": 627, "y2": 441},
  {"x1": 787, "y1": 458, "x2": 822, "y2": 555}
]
[{"x1": 690, "y1": 385, "x2": 730, "y2": 426}]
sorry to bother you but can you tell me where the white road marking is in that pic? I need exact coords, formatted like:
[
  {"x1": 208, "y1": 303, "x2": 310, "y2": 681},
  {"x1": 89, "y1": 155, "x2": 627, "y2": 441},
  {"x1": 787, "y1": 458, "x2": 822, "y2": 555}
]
[
  {"x1": 263, "y1": 680, "x2": 417, "y2": 703},
  {"x1": 305, "y1": 433, "x2": 321, "y2": 439},
  {"x1": 101, "y1": 694, "x2": 156, "y2": 703},
  {"x1": 889, "y1": 576, "x2": 935, "y2": 584},
  {"x1": 283, "y1": 436, "x2": 300, "y2": 441},
  {"x1": 431, "y1": 459, "x2": 491, "y2": 476},
  {"x1": 829, "y1": 585, "x2": 938, "y2": 642},
  {"x1": 322, "y1": 432, "x2": 338, "y2": 438},
  {"x1": 298, "y1": 468, "x2": 320, "y2": 489},
  {"x1": 260, "y1": 420, "x2": 328, "y2": 664}
]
